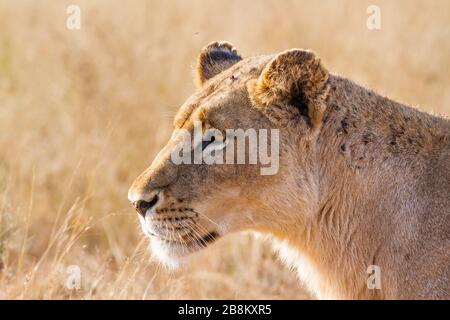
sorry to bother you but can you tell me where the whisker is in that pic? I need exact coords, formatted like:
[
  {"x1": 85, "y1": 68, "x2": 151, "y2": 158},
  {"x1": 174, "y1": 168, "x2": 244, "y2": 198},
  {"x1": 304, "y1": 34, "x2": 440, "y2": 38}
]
[
  {"x1": 190, "y1": 209, "x2": 221, "y2": 229},
  {"x1": 190, "y1": 219, "x2": 216, "y2": 239},
  {"x1": 184, "y1": 220, "x2": 212, "y2": 249}
]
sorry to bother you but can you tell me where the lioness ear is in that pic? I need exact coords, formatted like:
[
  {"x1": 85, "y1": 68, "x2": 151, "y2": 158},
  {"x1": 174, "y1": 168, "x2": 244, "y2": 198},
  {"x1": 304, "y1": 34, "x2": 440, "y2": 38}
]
[
  {"x1": 248, "y1": 49, "x2": 329, "y2": 129},
  {"x1": 196, "y1": 41, "x2": 242, "y2": 86}
]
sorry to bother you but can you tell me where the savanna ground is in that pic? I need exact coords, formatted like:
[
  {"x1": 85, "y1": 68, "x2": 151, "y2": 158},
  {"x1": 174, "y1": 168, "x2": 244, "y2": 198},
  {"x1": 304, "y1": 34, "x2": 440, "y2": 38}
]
[{"x1": 0, "y1": 0, "x2": 449, "y2": 299}]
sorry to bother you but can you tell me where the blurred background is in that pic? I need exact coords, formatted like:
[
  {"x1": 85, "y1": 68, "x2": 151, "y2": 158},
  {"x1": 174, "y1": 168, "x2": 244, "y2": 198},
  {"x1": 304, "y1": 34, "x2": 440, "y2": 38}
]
[{"x1": 0, "y1": 0, "x2": 448, "y2": 299}]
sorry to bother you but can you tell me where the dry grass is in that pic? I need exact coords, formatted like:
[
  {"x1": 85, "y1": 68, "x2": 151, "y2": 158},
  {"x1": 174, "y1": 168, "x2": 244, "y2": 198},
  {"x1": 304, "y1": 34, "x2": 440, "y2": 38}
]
[{"x1": 0, "y1": 0, "x2": 448, "y2": 299}]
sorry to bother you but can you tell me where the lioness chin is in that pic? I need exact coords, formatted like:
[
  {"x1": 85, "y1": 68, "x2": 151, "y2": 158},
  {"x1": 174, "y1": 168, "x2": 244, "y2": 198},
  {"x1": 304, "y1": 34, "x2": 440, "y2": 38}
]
[{"x1": 128, "y1": 41, "x2": 450, "y2": 299}]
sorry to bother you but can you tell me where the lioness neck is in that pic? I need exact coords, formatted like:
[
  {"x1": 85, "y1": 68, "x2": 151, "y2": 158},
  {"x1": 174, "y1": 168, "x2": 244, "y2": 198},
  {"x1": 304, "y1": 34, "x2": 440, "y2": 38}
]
[{"x1": 277, "y1": 75, "x2": 450, "y2": 299}]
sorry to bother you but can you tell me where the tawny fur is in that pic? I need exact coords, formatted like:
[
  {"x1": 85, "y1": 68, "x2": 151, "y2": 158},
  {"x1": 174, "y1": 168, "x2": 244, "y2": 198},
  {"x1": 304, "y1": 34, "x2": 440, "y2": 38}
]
[{"x1": 129, "y1": 42, "x2": 450, "y2": 299}]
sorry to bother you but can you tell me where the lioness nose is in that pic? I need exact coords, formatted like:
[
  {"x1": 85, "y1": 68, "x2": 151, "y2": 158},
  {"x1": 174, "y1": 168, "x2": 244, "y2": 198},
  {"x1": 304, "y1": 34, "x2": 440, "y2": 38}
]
[{"x1": 133, "y1": 195, "x2": 159, "y2": 217}]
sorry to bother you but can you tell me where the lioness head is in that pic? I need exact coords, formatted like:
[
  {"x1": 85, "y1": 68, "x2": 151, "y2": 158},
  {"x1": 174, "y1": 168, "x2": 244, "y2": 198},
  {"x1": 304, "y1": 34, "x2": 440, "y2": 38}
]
[{"x1": 128, "y1": 41, "x2": 329, "y2": 268}]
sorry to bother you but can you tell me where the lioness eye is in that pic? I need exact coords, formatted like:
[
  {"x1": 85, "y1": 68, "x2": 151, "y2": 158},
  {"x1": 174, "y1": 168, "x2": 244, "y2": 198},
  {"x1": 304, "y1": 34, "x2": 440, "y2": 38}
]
[{"x1": 202, "y1": 136, "x2": 215, "y2": 150}]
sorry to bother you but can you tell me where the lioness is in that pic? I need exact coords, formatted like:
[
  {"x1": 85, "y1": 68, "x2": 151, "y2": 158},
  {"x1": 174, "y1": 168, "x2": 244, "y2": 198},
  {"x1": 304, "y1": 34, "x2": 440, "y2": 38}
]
[{"x1": 128, "y1": 42, "x2": 450, "y2": 299}]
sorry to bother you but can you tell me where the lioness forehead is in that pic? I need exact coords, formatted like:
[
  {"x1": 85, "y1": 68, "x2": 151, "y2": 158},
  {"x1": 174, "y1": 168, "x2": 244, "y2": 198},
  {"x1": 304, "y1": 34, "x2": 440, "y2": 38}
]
[{"x1": 173, "y1": 55, "x2": 273, "y2": 129}]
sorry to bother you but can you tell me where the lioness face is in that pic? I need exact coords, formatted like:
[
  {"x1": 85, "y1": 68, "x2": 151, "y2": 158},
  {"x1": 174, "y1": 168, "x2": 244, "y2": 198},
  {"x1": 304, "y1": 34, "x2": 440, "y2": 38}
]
[{"x1": 128, "y1": 42, "x2": 329, "y2": 267}]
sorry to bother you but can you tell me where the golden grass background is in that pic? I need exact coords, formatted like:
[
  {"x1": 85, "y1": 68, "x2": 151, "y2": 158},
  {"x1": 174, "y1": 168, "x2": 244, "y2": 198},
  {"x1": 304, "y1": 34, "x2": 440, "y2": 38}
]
[{"x1": 0, "y1": 0, "x2": 449, "y2": 299}]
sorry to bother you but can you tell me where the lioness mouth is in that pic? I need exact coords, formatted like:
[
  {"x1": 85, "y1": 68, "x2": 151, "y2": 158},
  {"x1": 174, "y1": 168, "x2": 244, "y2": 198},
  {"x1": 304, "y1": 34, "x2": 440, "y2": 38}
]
[{"x1": 163, "y1": 231, "x2": 219, "y2": 248}]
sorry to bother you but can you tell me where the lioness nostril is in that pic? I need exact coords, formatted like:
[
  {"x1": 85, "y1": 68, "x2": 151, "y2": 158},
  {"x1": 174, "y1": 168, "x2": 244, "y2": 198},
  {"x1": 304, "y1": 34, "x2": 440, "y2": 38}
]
[{"x1": 134, "y1": 195, "x2": 159, "y2": 217}]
